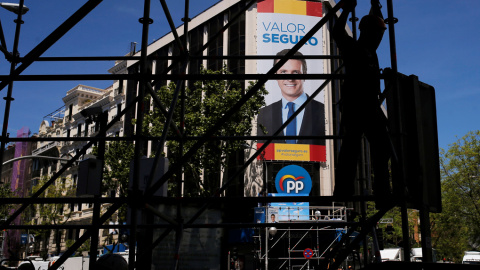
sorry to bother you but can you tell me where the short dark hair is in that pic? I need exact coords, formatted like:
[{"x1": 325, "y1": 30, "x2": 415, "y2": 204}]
[
  {"x1": 274, "y1": 49, "x2": 307, "y2": 74},
  {"x1": 359, "y1": 15, "x2": 387, "y2": 30}
]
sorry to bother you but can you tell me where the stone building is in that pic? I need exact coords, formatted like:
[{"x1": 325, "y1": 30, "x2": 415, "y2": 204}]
[{"x1": 30, "y1": 83, "x2": 126, "y2": 256}]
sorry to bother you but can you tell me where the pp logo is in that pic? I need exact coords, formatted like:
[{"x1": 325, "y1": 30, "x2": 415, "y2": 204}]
[{"x1": 275, "y1": 165, "x2": 312, "y2": 195}]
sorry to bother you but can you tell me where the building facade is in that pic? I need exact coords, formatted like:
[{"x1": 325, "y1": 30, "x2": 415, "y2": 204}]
[{"x1": 30, "y1": 83, "x2": 126, "y2": 256}]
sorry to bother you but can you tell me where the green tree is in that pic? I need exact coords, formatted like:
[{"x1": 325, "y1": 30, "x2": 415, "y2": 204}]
[
  {"x1": 362, "y1": 202, "x2": 420, "y2": 249},
  {"x1": 431, "y1": 130, "x2": 480, "y2": 262},
  {"x1": 98, "y1": 139, "x2": 134, "y2": 221},
  {"x1": 31, "y1": 175, "x2": 76, "y2": 255},
  {"x1": 101, "y1": 140, "x2": 135, "y2": 198},
  {"x1": 144, "y1": 66, "x2": 267, "y2": 197},
  {"x1": 0, "y1": 183, "x2": 15, "y2": 220},
  {"x1": 87, "y1": 140, "x2": 134, "y2": 251},
  {"x1": 430, "y1": 187, "x2": 469, "y2": 263},
  {"x1": 361, "y1": 131, "x2": 480, "y2": 263},
  {"x1": 66, "y1": 238, "x2": 90, "y2": 256}
]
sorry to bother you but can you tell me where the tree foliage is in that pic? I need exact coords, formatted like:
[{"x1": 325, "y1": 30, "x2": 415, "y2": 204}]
[
  {"x1": 101, "y1": 140, "x2": 135, "y2": 197},
  {"x1": 362, "y1": 202, "x2": 420, "y2": 249},
  {"x1": 143, "y1": 66, "x2": 267, "y2": 197},
  {"x1": 0, "y1": 183, "x2": 15, "y2": 220},
  {"x1": 98, "y1": 139, "x2": 134, "y2": 221},
  {"x1": 359, "y1": 131, "x2": 480, "y2": 263},
  {"x1": 431, "y1": 130, "x2": 480, "y2": 262},
  {"x1": 31, "y1": 175, "x2": 76, "y2": 255}
]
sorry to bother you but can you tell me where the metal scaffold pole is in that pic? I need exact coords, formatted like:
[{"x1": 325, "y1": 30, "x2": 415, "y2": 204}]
[
  {"x1": 0, "y1": 0, "x2": 413, "y2": 269},
  {"x1": 385, "y1": 0, "x2": 411, "y2": 263}
]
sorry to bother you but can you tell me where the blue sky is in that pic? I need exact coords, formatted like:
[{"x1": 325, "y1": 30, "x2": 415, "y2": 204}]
[{"x1": 0, "y1": 0, "x2": 478, "y2": 152}]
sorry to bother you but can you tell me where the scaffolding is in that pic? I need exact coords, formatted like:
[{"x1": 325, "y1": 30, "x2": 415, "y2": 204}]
[
  {"x1": 0, "y1": 0, "x2": 440, "y2": 269},
  {"x1": 256, "y1": 205, "x2": 348, "y2": 270}
]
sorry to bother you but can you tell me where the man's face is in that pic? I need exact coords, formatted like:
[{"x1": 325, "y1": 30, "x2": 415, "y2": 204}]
[
  {"x1": 276, "y1": 59, "x2": 305, "y2": 102},
  {"x1": 271, "y1": 215, "x2": 275, "y2": 222}
]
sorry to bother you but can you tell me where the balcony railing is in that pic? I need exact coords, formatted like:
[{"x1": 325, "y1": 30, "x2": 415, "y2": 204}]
[{"x1": 32, "y1": 141, "x2": 62, "y2": 155}]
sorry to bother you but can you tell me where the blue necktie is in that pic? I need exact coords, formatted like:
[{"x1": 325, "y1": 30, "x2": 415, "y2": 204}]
[{"x1": 286, "y1": 102, "x2": 296, "y2": 144}]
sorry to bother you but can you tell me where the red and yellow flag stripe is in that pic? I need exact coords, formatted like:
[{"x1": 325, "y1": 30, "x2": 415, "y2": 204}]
[{"x1": 257, "y1": 0, "x2": 323, "y2": 17}]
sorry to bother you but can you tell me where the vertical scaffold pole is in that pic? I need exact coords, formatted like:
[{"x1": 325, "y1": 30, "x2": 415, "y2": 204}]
[
  {"x1": 385, "y1": 0, "x2": 411, "y2": 263},
  {"x1": 130, "y1": 0, "x2": 152, "y2": 269}
]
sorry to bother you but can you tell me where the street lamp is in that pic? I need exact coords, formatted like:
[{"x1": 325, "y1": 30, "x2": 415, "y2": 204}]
[
  {"x1": 0, "y1": 2, "x2": 29, "y2": 14},
  {"x1": 268, "y1": 227, "x2": 277, "y2": 239}
]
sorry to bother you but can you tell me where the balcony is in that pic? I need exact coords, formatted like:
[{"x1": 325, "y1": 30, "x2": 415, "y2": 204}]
[{"x1": 32, "y1": 141, "x2": 61, "y2": 156}]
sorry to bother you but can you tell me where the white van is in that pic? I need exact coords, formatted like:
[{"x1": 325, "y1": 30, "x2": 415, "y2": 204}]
[
  {"x1": 411, "y1": 248, "x2": 423, "y2": 262},
  {"x1": 463, "y1": 251, "x2": 480, "y2": 265},
  {"x1": 379, "y1": 248, "x2": 403, "y2": 262}
]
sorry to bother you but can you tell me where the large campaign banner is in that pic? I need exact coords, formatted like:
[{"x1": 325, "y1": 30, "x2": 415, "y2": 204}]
[{"x1": 256, "y1": 0, "x2": 326, "y2": 163}]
